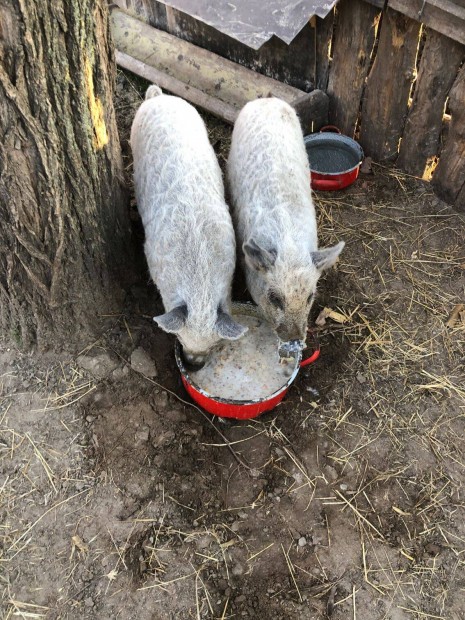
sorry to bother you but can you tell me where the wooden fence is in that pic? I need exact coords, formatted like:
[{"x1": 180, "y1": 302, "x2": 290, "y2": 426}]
[{"x1": 113, "y1": 0, "x2": 465, "y2": 210}]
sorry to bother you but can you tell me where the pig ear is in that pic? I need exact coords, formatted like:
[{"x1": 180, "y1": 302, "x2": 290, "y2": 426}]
[
  {"x1": 243, "y1": 238, "x2": 277, "y2": 272},
  {"x1": 153, "y1": 305, "x2": 187, "y2": 334},
  {"x1": 216, "y1": 309, "x2": 248, "y2": 340},
  {"x1": 311, "y1": 241, "x2": 345, "y2": 271}
]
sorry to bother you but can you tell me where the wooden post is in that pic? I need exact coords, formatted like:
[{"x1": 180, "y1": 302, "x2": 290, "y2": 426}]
[
  {"x1": 397, "y1": 30, "x2": 464, "y2": 177},
  {"x1": 432, "y1": 64, "x2": 465, "y2": 211},
  {"x1": 292, "y1": 91, "x2": 329, "y2": 134},
  {"x1": 315, "y1": 11, "x2": 335, "y2": 92},
  {"x1": 327, "y1": 0, "x2": 380, "y2": 136},
  {"x1": 360, "y1": 8, "x2": 420, "y2": 161}
]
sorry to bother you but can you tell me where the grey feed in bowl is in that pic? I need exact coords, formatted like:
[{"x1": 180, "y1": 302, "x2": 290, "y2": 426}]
[{"x1": 304, "y1": 134, "x2": 364, "y2": 175}]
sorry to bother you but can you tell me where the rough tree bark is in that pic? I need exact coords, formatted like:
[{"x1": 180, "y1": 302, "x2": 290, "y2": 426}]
[{"x1": 0, "y1": 0, "x2": 132, "y2": 350}]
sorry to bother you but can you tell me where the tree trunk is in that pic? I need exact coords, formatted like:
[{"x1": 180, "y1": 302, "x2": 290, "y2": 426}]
[{"x1": 0, "y1": 0, "x2": 132, "y2": 350}]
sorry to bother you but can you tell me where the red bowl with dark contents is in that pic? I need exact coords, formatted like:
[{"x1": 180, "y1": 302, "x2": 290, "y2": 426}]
[
  {"x1": 304, "y1": 126, "x2": 364, "y2": 191},
  {"x1": 175, "y1": 303, "x2": 320, "y2": 420}
]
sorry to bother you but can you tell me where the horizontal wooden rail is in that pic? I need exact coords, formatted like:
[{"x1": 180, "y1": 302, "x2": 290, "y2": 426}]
[{"x1": 115, "y1": 51, "x2": 239, "y2": 123}]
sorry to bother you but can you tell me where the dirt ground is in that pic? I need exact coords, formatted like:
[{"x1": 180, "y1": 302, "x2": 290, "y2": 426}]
[{"x1": 2, "y1": 71, "x2": 465, "y2": 619}]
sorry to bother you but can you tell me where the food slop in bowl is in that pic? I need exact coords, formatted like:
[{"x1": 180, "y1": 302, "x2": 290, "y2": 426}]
[{"x1": 175, "y1": 303, "x2": 320, "y2": 419}]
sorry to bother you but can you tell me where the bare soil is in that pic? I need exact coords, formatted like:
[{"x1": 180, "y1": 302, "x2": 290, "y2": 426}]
[{"x1": 1, "y1": 71, "x2": 465, "y2": 619}]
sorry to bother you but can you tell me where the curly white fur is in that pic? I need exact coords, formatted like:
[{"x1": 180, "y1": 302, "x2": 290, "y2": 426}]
[
  {"x1": 227, "y1": 97, "x2": 344, "y2": 343},
  {"x1": 131, "y1": 87, "x2": 246, "y2": 361}
]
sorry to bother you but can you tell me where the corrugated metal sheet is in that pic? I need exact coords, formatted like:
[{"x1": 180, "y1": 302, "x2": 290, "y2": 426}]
[{"x1": 156, "y1": 0, "x2": 338, "y2": 49}]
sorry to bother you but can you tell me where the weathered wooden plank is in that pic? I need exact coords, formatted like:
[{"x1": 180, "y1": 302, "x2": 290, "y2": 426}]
[
  {"x1": 397, "y1": 30, "x2": 464, "y2": 177},
  {"x1": 455, "y1": 184, "x2": 465, "y2": 212},
  {"x1": 362, "y1": 0, "x2": 385, "y2": 8},
  {"x1": 111, "y1": 0, "x2": 156, "y2": 23},
  {"x1": 115, "y1": 50, "x2": 239, "y2": 123},
  {"x1": 432, "y1": 64, "x2": 465, "y2": 210},
  {"x1": 327, "y1": 0, "x2": 380, "y2": 136},
  {"x1": 116, "y1": 51, "x2": 329, "y2": 131},
  {"x1": 359, "y1": 8, "x2": 420, "y2": 161},
  {"x1": 314, "y1": 11, "x2": 335, "y2": 92},
  {"x1": 110, "y1": 7, "x2": 302, "y2": 109},
  {"x1": 388, "y1": 0, "x2": 465, "y2": 46}
]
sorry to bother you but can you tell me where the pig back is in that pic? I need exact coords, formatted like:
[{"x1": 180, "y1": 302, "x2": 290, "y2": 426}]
[
  {"x1": 228, "y1": 98, "x2": 316, "y2": 250},
  {"x1": 131, "y1": 95, "x2": 225, "y2": 229}
]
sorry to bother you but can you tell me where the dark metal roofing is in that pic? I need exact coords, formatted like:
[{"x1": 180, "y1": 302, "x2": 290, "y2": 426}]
[{"x1": 157, "y1": 0, "x2": 338, "y2": 49}]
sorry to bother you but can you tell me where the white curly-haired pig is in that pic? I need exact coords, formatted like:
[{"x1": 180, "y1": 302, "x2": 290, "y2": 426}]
[
  {"x1": 131, "y1": 85, "x2": 247, "y2": 367},
  {"x1": 227, "y1": 97, "x2": 344, "y2": 350}
]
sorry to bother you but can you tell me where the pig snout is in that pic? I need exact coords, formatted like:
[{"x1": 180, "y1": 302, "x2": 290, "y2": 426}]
[
  {"x1": 182, "y1": 348, "x2": 209, "y2": 370},
  {"x1": 276, "y1": 321, "x2": 307, "y2": 343}
]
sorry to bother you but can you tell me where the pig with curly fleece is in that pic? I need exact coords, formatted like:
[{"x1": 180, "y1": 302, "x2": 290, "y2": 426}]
[
  {"x1": 131, "y1": 85, "x2": 246, "y2": 367},
  {"x1": 227, "y1": 97, "x2": 344, "y2": 350}
]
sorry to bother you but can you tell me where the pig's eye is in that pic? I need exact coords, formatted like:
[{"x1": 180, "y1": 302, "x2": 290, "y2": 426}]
[
  {"x1": 269, "y1": 291, "x2": 285, "y2": 310},
  {"x1": 307, "y1": 292, "x2": 315, "y2": 305}
]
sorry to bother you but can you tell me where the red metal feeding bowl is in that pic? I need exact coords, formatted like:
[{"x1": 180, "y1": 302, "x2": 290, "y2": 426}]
[
  {"x1": 304, "y1": 126, "x2": 364, "y2": 191},
  {"x1": 175, "y1": 303, "x2": 320, "y2": 420}
]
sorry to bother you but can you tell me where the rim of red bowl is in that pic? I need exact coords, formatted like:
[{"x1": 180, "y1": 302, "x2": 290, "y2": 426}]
[{"x1": 174, "y1": 302, "x2": 302, "y2": 408}]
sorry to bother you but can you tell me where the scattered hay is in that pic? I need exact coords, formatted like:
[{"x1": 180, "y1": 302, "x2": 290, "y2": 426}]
[{"x1": 2, "y1": 80, "x2": 465, "y2": 619}]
